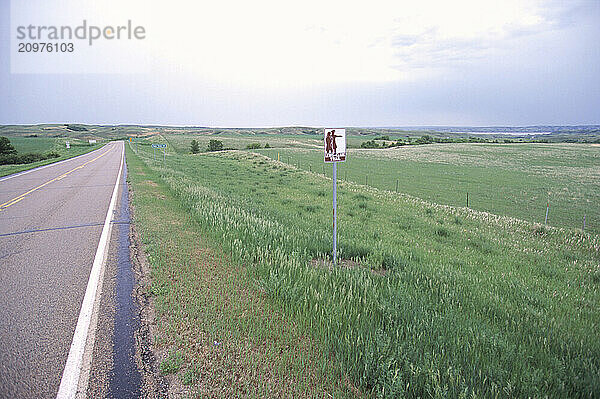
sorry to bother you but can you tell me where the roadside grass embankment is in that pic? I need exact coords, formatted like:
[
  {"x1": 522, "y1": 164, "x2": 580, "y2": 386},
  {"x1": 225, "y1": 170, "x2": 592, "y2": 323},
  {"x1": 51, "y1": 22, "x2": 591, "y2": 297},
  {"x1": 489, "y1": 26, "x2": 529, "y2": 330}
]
[
  {"x1": 131, "y1": 141, "x2": 600, "y2": 398},
  {"x1": 125, "y1": 143, "x2": 354, "y2": 398}
]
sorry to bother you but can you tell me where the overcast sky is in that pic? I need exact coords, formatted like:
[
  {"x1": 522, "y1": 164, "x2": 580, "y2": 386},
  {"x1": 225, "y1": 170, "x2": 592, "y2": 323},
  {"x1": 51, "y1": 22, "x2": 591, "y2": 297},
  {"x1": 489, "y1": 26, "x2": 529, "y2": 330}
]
[{"x1": 1, "y1": 0, "x2": 599, "y2": 127}]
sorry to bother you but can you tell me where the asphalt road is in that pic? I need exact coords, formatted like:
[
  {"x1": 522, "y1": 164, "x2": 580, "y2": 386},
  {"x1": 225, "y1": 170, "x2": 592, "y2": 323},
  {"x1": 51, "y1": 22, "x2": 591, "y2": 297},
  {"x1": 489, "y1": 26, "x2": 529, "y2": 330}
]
[{"x1": 0, "y1": 142, "x2": 125, "y2": 398}]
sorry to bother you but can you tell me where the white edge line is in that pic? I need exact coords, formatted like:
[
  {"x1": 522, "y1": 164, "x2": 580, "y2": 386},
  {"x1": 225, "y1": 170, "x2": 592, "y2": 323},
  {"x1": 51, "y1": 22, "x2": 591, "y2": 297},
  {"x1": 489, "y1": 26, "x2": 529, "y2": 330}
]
[
  {"x1": 56, "y1": 142, "x2": 124, "y2": 399},
  {"x1": 0, "y1": 144, "x2": 109, "y2": 183}
]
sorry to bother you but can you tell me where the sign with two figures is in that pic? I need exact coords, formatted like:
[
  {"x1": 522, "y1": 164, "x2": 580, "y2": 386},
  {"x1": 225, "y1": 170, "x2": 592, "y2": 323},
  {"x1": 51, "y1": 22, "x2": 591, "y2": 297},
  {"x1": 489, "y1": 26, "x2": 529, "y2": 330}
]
[
  {"x1": 324, "y1": 128, "x2": 346, "y2": 163},
  {"x1": 323, "y1": 128, "x2": 346, "y2": 266}
]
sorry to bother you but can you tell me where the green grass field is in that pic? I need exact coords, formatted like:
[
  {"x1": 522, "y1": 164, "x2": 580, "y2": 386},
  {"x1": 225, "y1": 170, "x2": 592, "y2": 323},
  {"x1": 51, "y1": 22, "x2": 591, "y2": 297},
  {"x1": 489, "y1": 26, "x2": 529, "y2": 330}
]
[
  {"x1": 128, "y1": 139, "x2": 599, "y2": 397},
  {"x1": 0, "y1": 137, "x2": 103, "y2": 177},
  {"x1": 8, "y1": 136, "x2": 59, "y2": 153},
  {"x1": 248, "y1": 143, "x2": 599, "y2": 235},
  {"x1": 157, "y1": 134, "x2": 599, "y2": 235}
]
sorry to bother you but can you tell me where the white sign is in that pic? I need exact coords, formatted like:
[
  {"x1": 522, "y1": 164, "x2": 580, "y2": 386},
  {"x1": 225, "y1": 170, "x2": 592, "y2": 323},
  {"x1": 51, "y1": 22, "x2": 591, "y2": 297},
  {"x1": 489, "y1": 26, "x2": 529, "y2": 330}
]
[
  {"x1": 88, "y1": 139, "x2": 97, "y2": 144},
  {"x1": 324, "y1": 128, "x2": 346, "y2": 162},
  {"x1": 152, "y1": 144, "x2": 167, "y2": 148},
  {"x1": 65, "y1": 142, "x2": 70, "y2": 149}
]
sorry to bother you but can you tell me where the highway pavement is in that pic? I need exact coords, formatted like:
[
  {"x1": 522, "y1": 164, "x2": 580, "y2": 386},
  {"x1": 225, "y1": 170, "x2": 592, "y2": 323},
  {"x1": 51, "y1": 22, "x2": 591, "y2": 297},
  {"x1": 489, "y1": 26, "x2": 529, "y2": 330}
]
[{"x1": 0, "y1": 141, "x2": 126, "y2": 398}]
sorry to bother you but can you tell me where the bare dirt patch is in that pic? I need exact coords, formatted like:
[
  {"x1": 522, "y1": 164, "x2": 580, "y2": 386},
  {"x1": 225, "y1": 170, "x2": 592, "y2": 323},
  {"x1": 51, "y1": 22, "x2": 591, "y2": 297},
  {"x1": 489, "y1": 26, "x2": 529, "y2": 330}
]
[
  {"x1": 310, "y1": 258, "x2": 389, "y2": 276},
  {"x1": 130, "y1": 211, "x2": 170, "y2": 398},
  {"x1": 310, "y1": 258, "x2": 360, "y2": 270}
]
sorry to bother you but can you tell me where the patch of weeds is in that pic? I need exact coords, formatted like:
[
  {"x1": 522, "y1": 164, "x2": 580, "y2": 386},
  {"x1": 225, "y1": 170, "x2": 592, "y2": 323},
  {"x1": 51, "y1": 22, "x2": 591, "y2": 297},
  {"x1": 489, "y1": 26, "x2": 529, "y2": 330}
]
[
  {"x1": 381, "y1": 253, "x2": 407, "y2": 271},
  {"x1": 366, "y1": 251, "x2": 406, "y2": 272},
  {"x1": 160, "y1": 349, "x2": 184, "y2": 375},
  {"x1": 316, "y1": 190, "x2": 326, "y2": 197},
  {"x1": 435, "y1": 227, "x2": 450, "y2": 237},
  {"x1": 532, "y1": 224, "x2": 548, "y2": 236},
  {"x1": 300, "y1": 205, "x2": 321, "y2": 213},
  {"x1": 354, "y1": 193, "x2": 369, "y2": 201},
  {"x1": 453, "y1": 216, "x2": 462, "y2": 225},
  {"x1": 342, "y1": 241, "x2": 371, "y2": 259},
  {"x1": 467, "y1": 237, "x2": 496, "y2": 254},
  {"x1": 149, "y1": 282, "x2": 168, "y2": 297},
  {"x1": 562, "y1": 250, "x2": 577, "y2": 262},
  {"x1": 182, "y1": 366, "x2": 200, "y2": 385},
  {"x1": 592, "y1": 270, "x2": 600, "y2": 284},
  {"x1": 425, "y1": 208, "x2": 433, "y2": 217},
  {"x1": 392, "y1": 216, "x2": 412, "y2": 231},
  {"x1": 358, "y1": 202, "x2": 368, "y2": 210}
]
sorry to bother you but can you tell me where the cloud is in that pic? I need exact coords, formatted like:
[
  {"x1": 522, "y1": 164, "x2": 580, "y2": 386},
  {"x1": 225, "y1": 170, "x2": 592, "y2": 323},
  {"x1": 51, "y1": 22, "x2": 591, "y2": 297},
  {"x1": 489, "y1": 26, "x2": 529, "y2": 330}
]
[{"x1": 385, "y1": 0, "x2": 592, "y2": 73}]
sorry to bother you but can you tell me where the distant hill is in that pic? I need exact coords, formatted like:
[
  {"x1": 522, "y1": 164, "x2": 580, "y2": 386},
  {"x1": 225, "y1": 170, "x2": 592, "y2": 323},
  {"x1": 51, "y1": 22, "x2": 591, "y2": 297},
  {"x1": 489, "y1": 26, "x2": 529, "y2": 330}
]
[{"x1": 0, "y1": 124, "x2": 598, "y2": 143}]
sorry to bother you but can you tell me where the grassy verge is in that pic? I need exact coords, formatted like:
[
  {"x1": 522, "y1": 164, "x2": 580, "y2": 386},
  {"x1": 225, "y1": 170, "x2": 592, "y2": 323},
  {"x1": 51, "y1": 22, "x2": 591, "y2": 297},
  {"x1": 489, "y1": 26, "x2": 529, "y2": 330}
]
[
  {"x1": 126, "y1": 144, "x2": 355, "y2": 397},
  {"x1": 131, "y1": 141, "x2": 599, "y2": 398},
  {"x1": 0, "y1": 138, "x2": 103, "y2": 177}
]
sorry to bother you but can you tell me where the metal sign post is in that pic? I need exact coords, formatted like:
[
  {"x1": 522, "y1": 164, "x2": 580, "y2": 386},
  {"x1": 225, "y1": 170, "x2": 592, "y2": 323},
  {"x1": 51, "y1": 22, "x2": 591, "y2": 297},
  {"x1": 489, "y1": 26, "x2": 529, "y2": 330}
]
[
  {"x1": 333, "y1": 162, "x2": 337, "y2": 263},
  {"x1": 324, "y1": 128, "x2": 346, "y2": 265},
  {"x1": 152, "y1": 144, "x2": 167, "y2": 163}
]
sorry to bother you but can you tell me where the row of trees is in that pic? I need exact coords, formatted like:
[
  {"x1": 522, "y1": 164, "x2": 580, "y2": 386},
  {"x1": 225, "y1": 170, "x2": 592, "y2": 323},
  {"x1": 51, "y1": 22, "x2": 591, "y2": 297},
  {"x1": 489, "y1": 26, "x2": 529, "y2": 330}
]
[
  {"x1": 190, "y1": 139, "x2": 223, "y2": 153},
  {"x1": 359, "y1": 135, "x2": 548, "y2": 149},
  {"x1": 190, "y1": 140, "x2": 271, "y2": 153}
]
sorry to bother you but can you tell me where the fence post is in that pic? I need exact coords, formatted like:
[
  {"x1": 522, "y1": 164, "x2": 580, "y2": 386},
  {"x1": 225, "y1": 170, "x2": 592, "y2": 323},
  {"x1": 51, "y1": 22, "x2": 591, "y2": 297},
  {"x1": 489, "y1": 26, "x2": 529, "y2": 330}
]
[
  {"x1": 545, "y1": 202, "x2": 549, "y2": 225},
  {"x1": 396, "y1": 179, "x2": 399, "y2": 192},
  {"x1": 466, "y1": 192, "x2": 469, "y2": 208},
  {"x1": 583, "y1": 213, "x2": 586, "y2": 232}
]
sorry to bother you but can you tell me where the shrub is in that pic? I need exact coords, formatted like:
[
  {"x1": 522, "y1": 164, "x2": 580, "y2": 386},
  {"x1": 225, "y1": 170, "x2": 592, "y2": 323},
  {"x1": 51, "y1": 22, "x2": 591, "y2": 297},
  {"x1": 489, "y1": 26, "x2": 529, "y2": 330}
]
[
  {"x1": 361, "y1": 140, "x2": 380, "y2": 149},
  {"x1": 207, "y1": 140, "x2": 223, "y2": 152},
  {"x1": 0, "y1": 137, "x2": 17, "y2": 155},
  {"x1": 415, "y1": 135, "x2": 433, "y2": 144},
  {"x1": 0, "y1": 151, "x2": 60, "y2": 165},
  {"x1": 190, "y1": 140, "x2": 200, "y2": 154},
  {"x1": 246, "y1": 143, "x2": 262, "y2": 149}
]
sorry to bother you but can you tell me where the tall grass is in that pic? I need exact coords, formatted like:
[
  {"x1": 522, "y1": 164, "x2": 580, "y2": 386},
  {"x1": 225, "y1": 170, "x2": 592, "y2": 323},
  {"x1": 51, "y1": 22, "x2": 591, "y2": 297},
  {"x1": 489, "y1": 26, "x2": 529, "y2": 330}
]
[{"x1": 134, "y1": 144, "x2": 600, "y2": 398}]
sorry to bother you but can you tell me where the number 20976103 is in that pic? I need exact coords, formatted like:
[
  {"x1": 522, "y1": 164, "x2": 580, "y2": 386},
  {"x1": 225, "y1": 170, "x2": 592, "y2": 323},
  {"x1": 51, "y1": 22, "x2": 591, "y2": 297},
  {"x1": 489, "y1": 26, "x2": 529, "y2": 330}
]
[{"x1": 18, "y1": 42, "x2": 74, "y2": 52}]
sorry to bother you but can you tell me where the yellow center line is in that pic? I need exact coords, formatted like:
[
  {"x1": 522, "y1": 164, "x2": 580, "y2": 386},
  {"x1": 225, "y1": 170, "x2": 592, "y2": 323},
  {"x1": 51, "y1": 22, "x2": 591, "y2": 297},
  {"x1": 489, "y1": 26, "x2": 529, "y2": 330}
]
[{"x1": 0, "y1": 147, "x2": 114, "y2": 211}]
